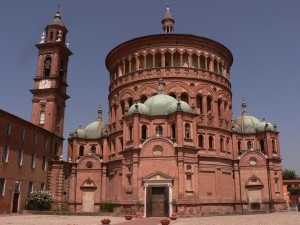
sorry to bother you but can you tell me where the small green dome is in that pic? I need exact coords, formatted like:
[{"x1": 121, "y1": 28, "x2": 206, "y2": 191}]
[
  {"x1": 127, "y1": 103, "x2": 150, "y2": 115},
  {"x1": 256, "y1": 120, "x2": 275, "y2": 132},
  {"x1": 75, "y1": 128, "x2": 86, "y2": 138},
  {"x1": 167, "y1": 100, "x2": 194, "y2": 114},
  {"x1": 85, "y1": 120, "x2": 107, "y2": 139},
  {"x1": 144, "y1": 94, "x2": 178, "y2": 116},
  {"x1": 234, "y1": 115, "x2": 260, "y2": 134}
]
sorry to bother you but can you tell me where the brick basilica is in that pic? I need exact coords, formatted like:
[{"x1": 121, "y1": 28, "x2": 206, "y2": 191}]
[{"x1": 0, "y1": 6, "x2": 285, "y2": 215}]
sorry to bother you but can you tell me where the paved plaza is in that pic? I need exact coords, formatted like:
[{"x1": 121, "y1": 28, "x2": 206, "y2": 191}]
[{"x1": 0, "y1": 211, "x2": 300, "y2": 225}]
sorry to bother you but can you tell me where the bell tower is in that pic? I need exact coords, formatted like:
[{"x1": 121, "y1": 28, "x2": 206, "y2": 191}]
[{"x1": 30, "y1": 11, "x2": 72, "y2": 137}]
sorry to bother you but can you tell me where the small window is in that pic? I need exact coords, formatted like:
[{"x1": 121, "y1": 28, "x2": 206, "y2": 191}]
[
  {"x1": 247, "y1": 141, "x2": 253, "y2": 150},
  {"x1": 90, "y1": 146, "x2": 96, "y2": 154},
  {"x1": 2, "y1": 146, "x2": 9, "y2": 163},
  {"x1": 20, "y1": 129, "x2": 25, "y2": 140},
  {"x1": 30, "y1": 153, "x2": 35, "y2": 168},
  {"x1": 260, "y1": 140, "x2": 265, "y2": 152},
  {"x1": 17, "y1": 150, "x2": 23, "y2": 166},
  {"x1": 39, "y1": 111, "x2": 45, "y2": 125},
  {"x1": 238, "y1": 141, "x2": 242, "y2": 151},
  {"x1": 28, "y1": 182, "x2": 33, "y2": 197},
  {"x1": 185, "y1": 123, "x2": 191, "y2": 138},
  {"x1": 198, "y1": 135, "x2": 204, "y2": 148},
  {"x1": 141, "y1": 125, "x2": 147, "y2": 140},
  {"x1": 272, "y1": 139, "x2": 277, "y2": 153},
  {"x1": 33, "y1": 134, "x2": 37, "y2": 144},
  {"x1": 42, "y1": 156, "x2": 47, "y2": 170},
  {"x1": 0, "y1": 178, "x2": 5, "y2": 197},
  {"x1": 44, "y1": 57, "x2": 51, "y2": 77},
  {"x1": 79, "y1": 145, "x2": 84, "y2": 156},
  {"x1": 129, "y1": 126, "x2": 133, "y2": 141},
  {"x1": 171, "y1": 124, "x2": 176, "y2": 139},
  {"x1": 196, "y1": 95, "x2": 203, "y2": 114},
  {"x1": 155, "y1": 125, "x2": 163, "y2": 136},
  {"x1": 5, "y1": 124, "x2": 11, "y2": 135},
  {"x1": 209, "y1": 136, "x2": 214, "y2": 149},
  {"x1": 220, "y1": 138, "x2": 224, "y2": 151},
  {"x1": 207, "y1": 96, "x2": 212, "y2": 114},
  {"x1": 44, "y1": 138, "x2": 48, "y2": 148}
]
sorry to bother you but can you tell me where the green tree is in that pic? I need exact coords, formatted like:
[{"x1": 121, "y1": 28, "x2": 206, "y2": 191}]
[{"x1": 282, "y1": 168, "x2": 298, "y2": 180}]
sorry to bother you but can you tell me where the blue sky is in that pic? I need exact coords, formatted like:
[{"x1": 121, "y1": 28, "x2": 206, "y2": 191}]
[{"x1": 0, "y1": 1, "x2": 299, "y2": 174}]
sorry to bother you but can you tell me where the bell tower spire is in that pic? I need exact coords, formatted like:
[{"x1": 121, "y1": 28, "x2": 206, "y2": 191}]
[
  {"x1": 30, "y1": 11, "x2": 73, "y2": 137},
  {"x1": 161, "y1": 1, "x2": 175, "y2": 34}
]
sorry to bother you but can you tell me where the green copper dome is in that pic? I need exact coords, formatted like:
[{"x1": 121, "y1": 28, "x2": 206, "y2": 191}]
[
  {"x1": 167, "y1": 100, "x2": 194, "y2": 114},
  {"x1": 144, "y1": 93, "x2": 178, "y2": 116},
  {"x1": 127, "y1": 103, "x2": 150, "y2": 115},
  {"x1": 256, "y1": 120, "x2": 276, "y2": 132}
]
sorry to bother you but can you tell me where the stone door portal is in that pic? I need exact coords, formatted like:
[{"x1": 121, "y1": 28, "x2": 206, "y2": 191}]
[
  {"x1": 147, "y1": 187, "x2": 169, "y2": 217},
  {"x1": 82, "y1": 189, "x2": 95, "y2": 212}
]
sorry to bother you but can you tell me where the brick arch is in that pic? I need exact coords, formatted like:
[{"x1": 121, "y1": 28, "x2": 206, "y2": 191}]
[
  {"x1": 192, "y1": 84, "x2": 215, "y2": 98},
  {"x1": 136, "y1": 83, "x2": 159, "y2": 98},
  {"x1": 118, "y1": 89, "x2": 136, "y2": 102},
  {"x1": 239, "y1": 151, "x2": 267, "y2": 167},
  {"x1": 140, "y1": 137, "x2": 175, "y2": 157},
  {"x1": 164, "y1": 81, "x2": 192, "y2": 95},
  {"x1": 216, "y1": 90, "x2": 231, "y2": 102}
]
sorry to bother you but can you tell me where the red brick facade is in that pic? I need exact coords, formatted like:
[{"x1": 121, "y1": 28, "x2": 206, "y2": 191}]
[{"x1": 0, "y1": 8, "x2": 286, "y2": 215}]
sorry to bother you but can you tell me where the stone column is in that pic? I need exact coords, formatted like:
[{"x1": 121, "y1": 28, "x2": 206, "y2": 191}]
[
  {"x1": 168, "y1": 184, "x2": 173, "y2": 216},
  {"x1": 143, "y1": 184, "x2": 148, "y2": 217}
]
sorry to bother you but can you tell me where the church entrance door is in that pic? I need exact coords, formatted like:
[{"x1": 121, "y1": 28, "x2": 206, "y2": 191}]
[
  {"x1": 12, "y1": 193, "x2": 19, "y2": 213},
  {"x1": 147, "y1": 187, "x2": 169, "y2": 217},
  {"x1": 82, "y1": 189, "x2": 95, "y2": 212}
]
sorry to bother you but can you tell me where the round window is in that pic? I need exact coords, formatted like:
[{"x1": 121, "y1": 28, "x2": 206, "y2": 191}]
[
  {"x1": 153, "y1": 145, "x2": 163, "y2": 157},
  {"x1": 249, "y1": 157, "x2": 257, "y2": 166},
  {"x1": 86, "y1": 161, "x2": 93, "y2": 169}
]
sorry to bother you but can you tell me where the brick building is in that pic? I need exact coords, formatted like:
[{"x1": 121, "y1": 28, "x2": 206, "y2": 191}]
[{"x1": 1, "y1": 6, "x2": 286, "y2": 215}]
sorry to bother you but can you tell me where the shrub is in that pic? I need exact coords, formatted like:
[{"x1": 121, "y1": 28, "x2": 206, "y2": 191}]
[
  {"x1": 27, "y1": 190, "x2": 55, "y2": 211},
  {"x1": 100, "y1": 201, "x2": 114, "y2": 212}
]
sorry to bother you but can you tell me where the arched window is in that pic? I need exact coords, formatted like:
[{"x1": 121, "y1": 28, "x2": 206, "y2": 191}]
[
  {"x1": 209, "y1": 136, "x2": 214, "y2": 149},
  {"x1": 171, "y1": 123, "x2": 176, "y2": 139},
  {"x1": 181, "y1": 93, "x2": 189, "y2": 104},
  {"x1": 185, "y1": 123, "x2": 191, "y2": 138},
  {"x1": 44, "y1": 57, "x2": 51, "y2": 77},
  {"x1": 146, "y1": 53, "x2": 152, "y2": 69},
  {"x1": 260, "y1": 140, "x2": 265, "y2": 152},
  {"x1": 247, "y1": 141, "x2": 253, "y2": 150},
  {"x1": 141, "y1": 125, "x2": 147, "y2": 140},
  {"x1": 213, "y1": 59, "x2": 218, "y2": 73},
  {"x1": 165, "y1": 52, "x2": 171, "y2": 67},
  {"x1": 154, "y1": 52, "x2": 162, "y2": 67},
  {"x1": 125, "y1": 59, "x2": 130, "y2": 74},
  {"x1": 207, "y1": 96, "x2": 212, "y2": 114},
  {"x1": 79, "y1": 145, "x2": 84, "y2": 157},
  {"x1": 220, "y1": 138, "x2": 224, "y2": 151},
  {"x1": 173, "y1": 52, "x2": 181, "y2": 67},
  {"x1": 138, "y1": 55, "x2": 144, "y2": 70},
  {"x1": 272, "y1": 139, "x2": 277, "y2": 152},
  {"x1": 121, "y1": 100, "x2": 125, "y2": 115},
  {"x1": 131, "y1": 57, "x2": 137, "y2": 72},
  {"x1": 207, "y1": 57, "x2": 212, "y2": 71},
  {"x1": 140, "y1": 95, "x2": 147, "y2": 103},
  {"x1": 156, "y1": 125, "x2": 163, "y2": 136},
  {"x1": 128, "y1": 98, "x2": 133, "y2": 108},
  {"x1": 238, "y1": 141, "x2": 242, "y2": 151},
  {"x1": 198, "y1": 135, "x2": 204, "y2": 148},
  {"x1": 182, "y1": 52, "x2": 189, "y2": 67},
  {"x1": 218, "y1": 99, "x2": 222, "y2": 117},
  {"x1": 90, "y1": 146, "x2": 96, "y2": 154},
  {"x1": 191, "y1": 53, "x2": 198, "y2": 68},
  {"x1": 200, "y1": 55, "x2": 206, "y2": 69},
  {"x1": 39, "y1": 111, "x2": 45, "y2": 125},
  {"x1": 196, "y1": 95, "x2": 203, "y2": 114},
  {"x1": 129, "y1": 126, "x2": 133, "y2": 141}
]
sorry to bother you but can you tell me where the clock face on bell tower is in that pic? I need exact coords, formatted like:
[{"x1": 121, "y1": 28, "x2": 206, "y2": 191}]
[{"x1": 30, "y1": 11, "x2": 72, "y2": 137}]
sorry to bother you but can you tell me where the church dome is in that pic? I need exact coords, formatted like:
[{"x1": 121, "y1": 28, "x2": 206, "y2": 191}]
[
  {"x1": 144, "y1": 93, "x2": 178, "y2": 116},
  {"x1": 233, "y1": 99, "x2": 260, "y2": 134},
  {"x1": 167, "y1": 100, "x2": 194, "y2": 114},
  {"x1": 256, "y1": 120, "x2": 276, "y2": 132},
  {"x1": 233, "y1": 115, "x2": 260, "y2": 134},
  {"x1": 84, "y1": 120, "x2": 107, "y2": 139},
  {"x1": 127, "y1": 103, "x2": 150, "y2": 115}
]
